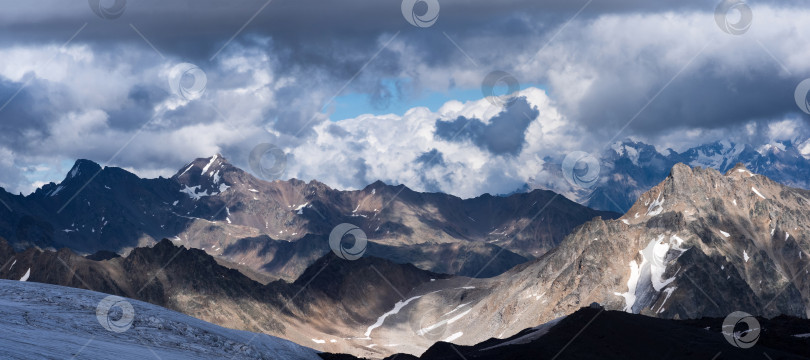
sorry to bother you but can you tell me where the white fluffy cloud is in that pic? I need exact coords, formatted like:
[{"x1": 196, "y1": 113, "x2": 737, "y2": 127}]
[
  {"x1": 1, "y1": 2, "x2": 810, "y2": 198},
  {"x1": 283, "y1": 88, "x2": 586, "y2": 198}
]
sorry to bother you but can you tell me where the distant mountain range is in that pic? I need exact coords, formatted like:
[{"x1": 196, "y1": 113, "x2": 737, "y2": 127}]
[
  {"x1": 4, "y1": 162, "x2": 810, "y2": 358},
  {"x1": 534, "y1": 139, "x2": 810, "y2": 213},
  {"x1": 0, "y1": 155, "x2": 616, "y2": 281}
]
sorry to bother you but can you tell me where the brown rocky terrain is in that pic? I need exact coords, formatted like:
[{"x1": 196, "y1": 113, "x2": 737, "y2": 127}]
[
  {"x1": 0, "y1": 155, "x2": 615, "y2": 281},
  {"x1": 339, "y1": 162, "x2": 810, "y2": 357},
  {"x1": 4, "y1": 162, "x2": 805, "y2": 359}
]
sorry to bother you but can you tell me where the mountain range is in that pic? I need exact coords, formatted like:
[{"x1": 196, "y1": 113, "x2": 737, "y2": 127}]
[
  {"x1": 3, "y1": 160, "x2": 810, "y2": 358},
  {"x1": 0, "y1": 154, "x2": 615, "y2": 282},
  {"x1": 535, "y1": 139, "x2": 810, "y2": 213}
]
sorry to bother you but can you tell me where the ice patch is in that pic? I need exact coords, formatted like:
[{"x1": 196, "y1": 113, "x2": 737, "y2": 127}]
[
  {"x1": 621, "y1": 219, "x2": 630, "y2": 225},
  {"x1": 202, "y1": 154, "x2": 218, "y2": 174},
  {"x1": 751, "y1": 187, "x2": 766, "y2": 199},
  {"x1": 719, "y1": 230, "x2": 730, "y2": 238},
  {"x1": 19, "y1": 268, "x2": 30, "y2": 282},
  {"x1": 744, "y1": 250, "x2": 750, "y2": 262},
  {"x1": 418, "y1": 308, "x2": 472, "y2": 336},
  {"x1": 443, "y1": 303, "x2": 471, "y2": 317},
  {"x1": 178, "y1": 163, "x2": 194, "y2": 177},
  {"x1": 615, "y1": 260, "x2": 640, "y2": 312},
  {"x1": 657, "y1": 286, "x2": 676, "y2": 312},
  {"x1": 615, "y1": 235, "x2": 687, "y2": 313},
  {"x1": 311, "y1": 339, "x2": 325, "y2": 344},
  {"x1": 443, "y1": 332, "x2": 463, "y2": 342},
  {"x1": 49, "y1": 185, "x2": 64, "y2": 197},
  {"x1": 646, "y1": 192, "x2": 664, "y2": 216},
  {"x1": 180, "y1": 185, "x2": 207, "y2": 200},
  {"x1": 364, "y1": 295, "x2": 422, "y2": 338}
]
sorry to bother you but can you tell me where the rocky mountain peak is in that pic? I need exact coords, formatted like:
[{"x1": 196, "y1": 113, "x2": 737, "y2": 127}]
[
  {"x1": 66, "y1": 159, "x2": 102, "y2": 180},
  {"x1": 724, "y1": 162, "x2": 755, "y2": 177},
  {"x1": 173, "y1": 154, "x2": 232, "y2": 180},
  {"x1": 172, "y1": 154, "x2": 238, "y2": 198}
]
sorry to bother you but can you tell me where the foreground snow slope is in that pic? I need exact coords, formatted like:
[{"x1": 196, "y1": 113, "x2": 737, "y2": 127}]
[{"x1": 0, "y1": 280, "x2": 320, "y2": 360}]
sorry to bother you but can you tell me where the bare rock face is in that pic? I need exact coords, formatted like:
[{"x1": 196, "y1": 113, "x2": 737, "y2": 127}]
[
  {"x1": 0, "y1": 155, "x2": 615, "y2": 280},
  {"x1": 345, "y1": 163, "x2": 810, "y2": 358},
  {"x1": 476, "y1": 162, "x2": 810, "y2": 330}
]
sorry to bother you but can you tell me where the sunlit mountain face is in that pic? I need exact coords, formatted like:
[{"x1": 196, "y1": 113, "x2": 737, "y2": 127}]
[{"x1": 2, "y1": 1, "x2": 810, "y2": 359}]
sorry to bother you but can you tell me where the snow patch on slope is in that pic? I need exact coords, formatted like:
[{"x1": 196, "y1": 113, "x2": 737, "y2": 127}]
[
  {"x1": 19, "y1": 268, "x2": 30, "y2": 282},
  {"x1": 364, "y1": 296, "x2": 422, "y2": 338},
  {"x1": 615, "y1": 235, "x2": 687, "y2": 313},
  {"x1": 751, "y1": 187, "x2": 766, "y2": 199}
]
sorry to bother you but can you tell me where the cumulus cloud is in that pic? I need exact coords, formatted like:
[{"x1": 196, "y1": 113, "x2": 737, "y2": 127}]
[
  {"x1": 281, "y1": 88, "x2": 580, "y2": 198},
  {"x1": 0, "y1": 1, "x2": 809, "y2": 198}
]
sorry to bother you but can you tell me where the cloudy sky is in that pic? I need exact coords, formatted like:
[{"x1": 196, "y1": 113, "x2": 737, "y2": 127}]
[{"x1": 1, "y1": 0, "x2": 809, "y2": 197}]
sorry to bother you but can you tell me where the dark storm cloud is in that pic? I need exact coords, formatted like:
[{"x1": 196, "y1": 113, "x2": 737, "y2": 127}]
[
  {"x1": 415, "y1": 148, "x2": 445, "y2": 167},
  {"x1": 581, "y1": 65, "x2": 800, "y2": 138},
  {"x1": 434, "y1": 97, "x2": 538, "y2": 156},
  {"x1": 1, "y1": 0, "x2": 810, "y2": 195},
  {"x1": 0, "y1": 0, "x2": 727, "y2": 73},
  {"x1": 0, "y1": 78, "x2": 57, "y2": 149}
]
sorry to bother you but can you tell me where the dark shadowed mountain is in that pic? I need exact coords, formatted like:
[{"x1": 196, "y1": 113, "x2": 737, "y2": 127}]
[
  {"x1": 0, "y1": 155, "x2": 617, "y2": 280},
  {"x1": 320, "y1": 306, "x2": 810, "y2": 360}
]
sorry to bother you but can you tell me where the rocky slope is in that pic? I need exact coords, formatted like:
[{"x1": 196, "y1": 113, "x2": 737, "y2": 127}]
[
  {"x1": 340, "y1": 162, "x2": 810, "y2": 357},
  {"x1": 320, "y1": 307, "x2": 810, "y2": 360},
  {"x1": 322, "y1": 306, "x2": 810, "y2": 360},
  {"x1": 0, "y1": 237, "x2": 451, "y2": 358},
  {"x1": 0, "y1": 155, "x2": 615, "y2": 280}
]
